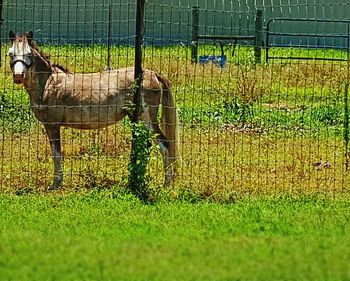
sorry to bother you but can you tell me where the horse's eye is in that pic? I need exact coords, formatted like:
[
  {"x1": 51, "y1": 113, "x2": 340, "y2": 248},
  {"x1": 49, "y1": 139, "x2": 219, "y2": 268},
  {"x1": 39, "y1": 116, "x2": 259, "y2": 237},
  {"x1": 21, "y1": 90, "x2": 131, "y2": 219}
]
[{"x1": 8, "y1": 48, "x2": 14, "y2": 57}]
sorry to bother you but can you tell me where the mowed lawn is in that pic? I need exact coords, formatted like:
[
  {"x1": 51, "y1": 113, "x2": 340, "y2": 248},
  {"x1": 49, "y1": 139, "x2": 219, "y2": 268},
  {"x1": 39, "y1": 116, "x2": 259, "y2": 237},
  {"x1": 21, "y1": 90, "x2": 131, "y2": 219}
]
[{"x1": 1, "y1": 191, "x2": 350, "y2": 280}]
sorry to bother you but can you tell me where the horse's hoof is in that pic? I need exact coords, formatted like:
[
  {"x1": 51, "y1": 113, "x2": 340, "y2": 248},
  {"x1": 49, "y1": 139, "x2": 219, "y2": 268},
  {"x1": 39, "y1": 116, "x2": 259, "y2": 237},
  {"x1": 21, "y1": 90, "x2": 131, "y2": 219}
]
[
  {"x1": 48, "y1": 175, "x2": 63, "y2": 191},
  {"x1": 48, "y1": 183, "x2": 60, "y2": 191}
]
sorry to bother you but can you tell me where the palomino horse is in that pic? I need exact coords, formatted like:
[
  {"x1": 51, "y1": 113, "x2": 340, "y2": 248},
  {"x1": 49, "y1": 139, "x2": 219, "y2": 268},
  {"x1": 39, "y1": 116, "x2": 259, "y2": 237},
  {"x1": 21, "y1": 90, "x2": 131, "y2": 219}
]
[{"x1": 8, "y1": 31, "x2": 179, "y2": 190}]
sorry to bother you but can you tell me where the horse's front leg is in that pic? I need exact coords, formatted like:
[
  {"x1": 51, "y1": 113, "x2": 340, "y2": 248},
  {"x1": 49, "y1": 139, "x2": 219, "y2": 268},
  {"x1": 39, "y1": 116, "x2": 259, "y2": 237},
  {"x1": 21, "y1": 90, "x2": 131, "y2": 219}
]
[{"x1": 44, "y1": 124, "x2": 63, "y2": 190}]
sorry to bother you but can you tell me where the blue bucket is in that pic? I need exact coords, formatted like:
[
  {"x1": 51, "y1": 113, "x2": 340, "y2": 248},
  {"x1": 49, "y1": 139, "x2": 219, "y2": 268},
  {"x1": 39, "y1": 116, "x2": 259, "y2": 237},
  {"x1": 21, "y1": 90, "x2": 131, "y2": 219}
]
[{"x1": 199, "y1": 55, "x2": 227, "y2": 68}]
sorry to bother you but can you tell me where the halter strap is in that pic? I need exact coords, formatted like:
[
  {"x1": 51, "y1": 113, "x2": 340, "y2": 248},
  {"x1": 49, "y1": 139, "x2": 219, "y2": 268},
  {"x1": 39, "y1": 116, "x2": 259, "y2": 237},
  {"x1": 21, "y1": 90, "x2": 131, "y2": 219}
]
[{"x1": 10, "y1": 58, "x2": 33, "y2": 70}]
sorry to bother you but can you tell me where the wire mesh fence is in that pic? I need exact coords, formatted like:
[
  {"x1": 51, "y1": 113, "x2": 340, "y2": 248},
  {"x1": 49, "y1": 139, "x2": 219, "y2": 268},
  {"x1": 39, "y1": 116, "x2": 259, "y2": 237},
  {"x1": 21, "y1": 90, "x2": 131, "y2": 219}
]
[{"x1": 1, "y1": 0, "x2": 350, "y2": 199}]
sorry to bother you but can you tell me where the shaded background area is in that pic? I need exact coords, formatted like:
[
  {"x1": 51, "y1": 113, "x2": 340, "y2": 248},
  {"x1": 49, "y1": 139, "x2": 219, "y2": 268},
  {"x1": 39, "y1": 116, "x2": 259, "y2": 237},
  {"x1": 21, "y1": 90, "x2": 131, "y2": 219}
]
[{"x1": 1, "y1": 0, "x2": 350, "y2": 48}]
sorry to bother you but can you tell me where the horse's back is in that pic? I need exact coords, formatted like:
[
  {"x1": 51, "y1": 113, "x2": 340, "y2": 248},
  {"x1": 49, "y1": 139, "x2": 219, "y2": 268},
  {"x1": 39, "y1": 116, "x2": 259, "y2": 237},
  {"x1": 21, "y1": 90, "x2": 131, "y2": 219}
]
[{"x1": 39, "y1": 67, "x2": 162, "y2": 129}]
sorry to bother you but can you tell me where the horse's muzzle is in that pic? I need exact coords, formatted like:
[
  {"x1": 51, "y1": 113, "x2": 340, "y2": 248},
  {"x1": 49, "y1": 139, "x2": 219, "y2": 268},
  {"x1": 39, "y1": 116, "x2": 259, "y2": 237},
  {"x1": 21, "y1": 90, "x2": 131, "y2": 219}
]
[{"x1": 13, "y1": 73, "x2": 24, "y2": 84}]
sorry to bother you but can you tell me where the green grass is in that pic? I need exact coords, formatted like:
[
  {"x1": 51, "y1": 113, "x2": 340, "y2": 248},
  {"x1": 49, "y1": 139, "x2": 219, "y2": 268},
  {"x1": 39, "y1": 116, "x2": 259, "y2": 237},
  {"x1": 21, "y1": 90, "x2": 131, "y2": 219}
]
[
  {"x1": 267, "y1": 46, "x2": 349, "y2": 61},
  {"x1": 1, "y1": 191, "x2": 350, "y2": 280},
  {"x1": 1, "y1": 37, "x2": 350, "y2": 281}
]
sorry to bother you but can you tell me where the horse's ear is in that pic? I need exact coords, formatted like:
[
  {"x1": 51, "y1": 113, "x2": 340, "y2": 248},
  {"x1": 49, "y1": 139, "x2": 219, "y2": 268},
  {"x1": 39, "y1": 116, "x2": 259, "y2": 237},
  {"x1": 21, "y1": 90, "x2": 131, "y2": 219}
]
[
  {"x1": 9, "y1": 31, "x2": 16, "y2": 41},
  {"x1": 26, "y1": 31, "x2": 34, "y2": 44}
]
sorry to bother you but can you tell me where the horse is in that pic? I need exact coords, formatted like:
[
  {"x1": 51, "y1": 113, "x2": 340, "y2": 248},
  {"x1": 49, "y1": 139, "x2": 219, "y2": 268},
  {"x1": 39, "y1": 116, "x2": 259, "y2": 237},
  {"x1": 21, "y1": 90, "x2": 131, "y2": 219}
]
[{"x1": 7, "y1": 31, "x2": 179, "y2": 190}]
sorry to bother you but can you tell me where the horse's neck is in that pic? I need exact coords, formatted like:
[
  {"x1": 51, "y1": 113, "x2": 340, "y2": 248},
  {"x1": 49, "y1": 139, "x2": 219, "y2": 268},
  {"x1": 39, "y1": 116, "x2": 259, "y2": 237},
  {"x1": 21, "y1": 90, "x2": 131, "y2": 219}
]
[{"x1": 24, "y1": 56, "x2": 53, "y2": 105}]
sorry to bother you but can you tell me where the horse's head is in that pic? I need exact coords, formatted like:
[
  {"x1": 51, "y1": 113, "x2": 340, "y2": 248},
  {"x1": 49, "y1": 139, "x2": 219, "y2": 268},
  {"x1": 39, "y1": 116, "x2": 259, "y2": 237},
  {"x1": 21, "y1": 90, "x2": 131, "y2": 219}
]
[{"x1": 8, "y1": 31, "x2": 34, "y2": 84}]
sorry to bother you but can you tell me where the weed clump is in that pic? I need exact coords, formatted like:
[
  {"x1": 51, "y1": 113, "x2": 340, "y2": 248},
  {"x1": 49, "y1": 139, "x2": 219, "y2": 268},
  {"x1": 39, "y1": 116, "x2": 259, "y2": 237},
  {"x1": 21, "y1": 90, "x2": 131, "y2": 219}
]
[{"x1": 127, "y1": 122, "x2": 153, "y2": 203}]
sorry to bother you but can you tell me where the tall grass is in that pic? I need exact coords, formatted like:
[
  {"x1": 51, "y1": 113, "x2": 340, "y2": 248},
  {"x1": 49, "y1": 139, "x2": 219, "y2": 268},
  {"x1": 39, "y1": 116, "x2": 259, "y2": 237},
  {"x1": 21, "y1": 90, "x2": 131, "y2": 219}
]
[
  {"x1": 0, "y1": 43, "x2": 349, "y2": 197},
  {"x1": 1, "y1": 43, "x2": 348, "y2": 134}
]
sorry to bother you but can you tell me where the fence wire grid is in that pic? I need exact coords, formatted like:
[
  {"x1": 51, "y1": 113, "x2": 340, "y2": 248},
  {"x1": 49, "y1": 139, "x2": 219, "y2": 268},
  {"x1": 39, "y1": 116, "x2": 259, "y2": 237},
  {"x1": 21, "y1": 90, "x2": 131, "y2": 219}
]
[{"x1": 1, "y1": 0, "x2": 350, "y2": 199}]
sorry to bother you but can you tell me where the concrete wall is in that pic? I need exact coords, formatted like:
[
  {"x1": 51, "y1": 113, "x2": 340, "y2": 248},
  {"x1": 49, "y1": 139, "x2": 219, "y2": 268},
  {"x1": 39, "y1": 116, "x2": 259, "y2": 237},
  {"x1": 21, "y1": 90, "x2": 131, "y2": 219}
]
[{"x1": 1, "y1": 0, "x2": 350, "y2": 48}]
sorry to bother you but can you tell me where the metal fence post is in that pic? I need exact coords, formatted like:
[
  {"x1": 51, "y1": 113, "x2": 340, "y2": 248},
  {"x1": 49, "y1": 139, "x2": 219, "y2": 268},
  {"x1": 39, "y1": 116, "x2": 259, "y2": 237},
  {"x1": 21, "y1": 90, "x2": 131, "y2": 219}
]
[
  {"x1": 133, "y1": 0, "x2": 145, "y2": 124},
  {"x1": 191, "y1": 6, "x2": 199, "y2": 63},
  {"x1": 265, "y1": 21, "x2": 270, "y2": 64},
  {"x1": 128, "y1": 0, "x2": 148, "y2": 200},
  {"x1": 345, "y1": 23, "x2": 350, "y2": 171},
  {"x1": 107, "y1": 3, "x2": 112, "y2": 70},
  {"x1": 344, "y1": 82, "x2": 349, "y2": 171},
  {"x1": 0, "y1": 0, "x2": 4, "y2": 67},
  {"x1": 254, "y1": 9, "x2": 263, "y2": 64}
]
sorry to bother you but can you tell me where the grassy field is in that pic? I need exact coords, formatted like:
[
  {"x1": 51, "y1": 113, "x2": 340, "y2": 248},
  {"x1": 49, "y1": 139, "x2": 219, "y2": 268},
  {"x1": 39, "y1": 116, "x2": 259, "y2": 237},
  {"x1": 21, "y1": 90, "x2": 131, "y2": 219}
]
[
  {"x1": 1, "y1": 191, "x2": 350, "y2": 280},
  {"x1": 1, "y1": 43, "x2": 350, "y2": 197},
  {"x1": 1, "y1": 43, "x2": 350, "y2": 280}
]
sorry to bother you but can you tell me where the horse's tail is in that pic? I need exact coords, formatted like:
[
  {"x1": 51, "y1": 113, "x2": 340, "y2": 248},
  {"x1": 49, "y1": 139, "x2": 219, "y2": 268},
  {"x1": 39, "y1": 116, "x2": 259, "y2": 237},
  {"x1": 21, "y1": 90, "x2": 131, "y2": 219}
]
[{"x1": 156, "y1": 73, "x2": 179, "y2": 182}]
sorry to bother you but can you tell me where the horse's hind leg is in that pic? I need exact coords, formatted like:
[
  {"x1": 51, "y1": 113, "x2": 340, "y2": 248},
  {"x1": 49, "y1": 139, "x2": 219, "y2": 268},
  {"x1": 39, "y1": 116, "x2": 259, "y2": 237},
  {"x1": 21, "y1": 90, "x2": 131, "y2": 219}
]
[
  {"x1": 141, "y1": 93, "x2": 174, "y2": 186},
  {"x1": 147, "y1": 104, "x2": 174, "y2": 186},
  {"x1": 44, "y1": 124, "x2": 63, "y2": 190}
]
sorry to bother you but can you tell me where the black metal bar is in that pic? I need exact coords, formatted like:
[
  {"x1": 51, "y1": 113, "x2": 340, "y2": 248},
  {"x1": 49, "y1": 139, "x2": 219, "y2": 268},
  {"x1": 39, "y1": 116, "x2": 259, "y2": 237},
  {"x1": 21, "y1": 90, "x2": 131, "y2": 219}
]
[
  {"x1": 128, "y1": 0, "x2": 147, "y2": 200},
  {"x1": 345, "y1": 82, "x2": 349, "y2": 171},
  {"x1": 107, "y1": 3, "x2": 112, "y2": 70},
  {"x1": 267, "y1": 17, "x2": 350, "y2": 25},
  {"x1": 254, "y1": 9, "x2": 263, "y2": 64},
  {"x1": 0, "y1": 0, "x2": 3, "y2": 67},
  {"x1": 133, "y1": 0, "x2": 145, "y2": 123},
  {"x1": 213, "y1": 41, "x2": 224, "y2": 56},
  {"x1": 346, "y1": 23, "x2": 350, "y2": 171},
  {"x1": 346, "y1": 22, "x2": 350, "y2": 62},
  {"x1": 191, "y1": 6, "x2": 258, "y2": 64},
  {"x1": 265, "y1": 17, "x2": 350, "y2": 63},
  {"x1": 268, "y1": 32, "x2": 349, "y2": 39},
  {"x1": 191, "y1": 6, "x2": 199, "y2": 63},
  {"x1": 265, "y1": 25, "x2": 270, "y2": 63},
  {"x1": 197, "y1": 35, "x2": 255, "y2": 41},
  {"x1": 268, "y1": 44, "x2": 350, "y2": 51},
  {"x1": 266, "y1": 18, "x2": 350, "y2": 42}
]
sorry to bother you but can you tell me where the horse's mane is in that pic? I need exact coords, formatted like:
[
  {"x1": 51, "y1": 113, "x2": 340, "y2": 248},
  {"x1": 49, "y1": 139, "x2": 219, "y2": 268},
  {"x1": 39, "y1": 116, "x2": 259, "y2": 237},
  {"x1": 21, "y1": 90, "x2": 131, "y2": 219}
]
[
  {"x1": 52, "y1": 64, "x2": 72, "y2": 74},
  {"x1": 31, "y1": 42, "x2": 72, "y2": 74}
]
